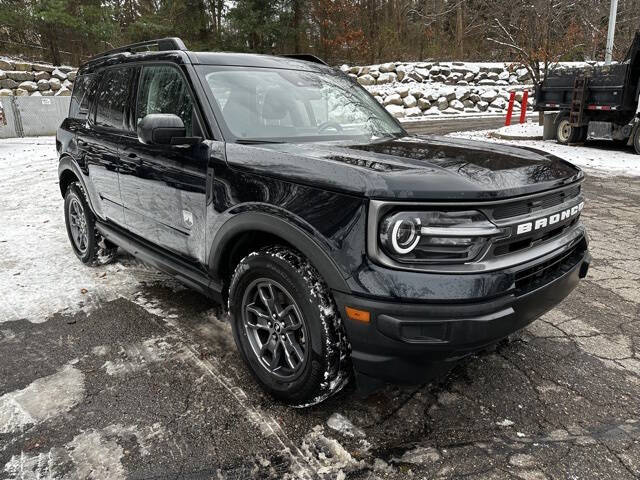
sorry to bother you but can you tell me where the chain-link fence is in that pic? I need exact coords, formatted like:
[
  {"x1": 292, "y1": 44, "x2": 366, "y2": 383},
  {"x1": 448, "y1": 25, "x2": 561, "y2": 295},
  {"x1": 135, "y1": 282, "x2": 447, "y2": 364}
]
[{"x1": 0, "y1": 96, "x2": 70, "y2": 139}]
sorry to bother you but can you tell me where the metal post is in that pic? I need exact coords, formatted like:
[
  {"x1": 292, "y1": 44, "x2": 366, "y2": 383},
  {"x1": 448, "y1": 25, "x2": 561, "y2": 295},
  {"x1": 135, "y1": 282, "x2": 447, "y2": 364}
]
[{"x1": 605, "y1": 0, "x2": 619, "y2": 64}]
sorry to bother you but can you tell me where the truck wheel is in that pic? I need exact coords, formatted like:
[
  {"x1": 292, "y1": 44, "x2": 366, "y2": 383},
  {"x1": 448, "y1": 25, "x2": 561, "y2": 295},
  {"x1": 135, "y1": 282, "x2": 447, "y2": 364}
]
[
  {"x1": 64, "y1": 182, "x2": 118, "y2": 265},
  {"x1": 555, "y1": 115, "x2": 586, "y2": 145},
  {"x1": 228, "y1": 246, "x2": 350, "y2": 406},
  {"x1": 633, "y1": 128, "x2": 640, "y2": 155}
]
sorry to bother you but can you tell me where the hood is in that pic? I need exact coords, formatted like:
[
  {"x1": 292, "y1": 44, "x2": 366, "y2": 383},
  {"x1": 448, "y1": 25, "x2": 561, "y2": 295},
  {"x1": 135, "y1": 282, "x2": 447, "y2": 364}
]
[{"x1": 224, "y1": 135, "x2": 583, "y2": 201}]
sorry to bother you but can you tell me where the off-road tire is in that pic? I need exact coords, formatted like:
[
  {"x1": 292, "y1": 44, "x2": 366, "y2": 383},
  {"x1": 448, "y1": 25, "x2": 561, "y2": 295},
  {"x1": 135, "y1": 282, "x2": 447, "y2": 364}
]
[
  {"x1": 64, "y1": 182, "x2": 118, "y2": 265},
  {"x1": 555, "y1": 114, "x2": 587, "y2": 145},
  {"x1": 228, "y1": 246, "x2": 350, "y2": 406}
]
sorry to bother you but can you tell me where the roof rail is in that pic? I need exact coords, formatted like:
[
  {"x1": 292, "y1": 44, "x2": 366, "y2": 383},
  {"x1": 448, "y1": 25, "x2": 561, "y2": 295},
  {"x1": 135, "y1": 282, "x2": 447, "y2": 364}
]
[
  {"x1": 279, "y1": 53, "x2": 327, "y2": 65},
  {"x1": 87, "y1": 37, "x2": 187, "y2": 63}
]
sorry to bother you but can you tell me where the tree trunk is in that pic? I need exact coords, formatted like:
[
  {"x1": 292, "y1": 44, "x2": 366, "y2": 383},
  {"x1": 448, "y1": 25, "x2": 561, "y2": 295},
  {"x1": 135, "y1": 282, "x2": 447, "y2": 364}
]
[{"x1": 456, "y1": 1, "x2": 464, "y2": 58}]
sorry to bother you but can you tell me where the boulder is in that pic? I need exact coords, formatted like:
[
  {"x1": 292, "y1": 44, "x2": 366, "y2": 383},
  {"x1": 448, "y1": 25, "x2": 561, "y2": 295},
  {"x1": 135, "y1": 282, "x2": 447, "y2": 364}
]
[
  {"x1": 347, "y1": 73, "x2": 357, "y2": 80},
  {"x1": 374, "y1": 95, "x2": 383, "y2": 104},
  {"x1": 469, "y1": 93, "x2": 481, "y2": 103},
  {"x1": 509, "y1": 75, "x2": 518, "y2": 84},
  {"x1": 13, "y1": 61, "x2": 32, "y2": 72},
  {"x1": 31, "y1": 63, "x2": 55, "y2": 73},
  {"x1": 480, "y1": 89, "x2": 499, "y2": 103},
  {"x1": 400, "y1": 76, "x2": 415, "y2": 84},
  {"x1": 408, "y1": 87, "x2": 423, "y2": 99},
  {"x1": 478, "y1": 79, "x2": 496, "y2": 86},
  {"x1": 442, "y1": 87, "x2": 456, "y2": 101},
  {"x1": 37, "y1": 79, "x2": 50, "y2": 91},
  {"x1": 437, "y1": 97, "x2": 449, "y2": 111},
  {"x1": 417, "y1": 97, "x2": 431, "y2": 110},
  {"x1": 30, "y1": 91, "x2": 42, "y2": 96},
  {"x1": 463, "y1": 72, "x2": 475, "y2": 82},
  {"x1": 477, "y1": 100, "x2": 489, "y2": 111},
  {"x1": 425, "y1": 90, "x2": 440, "y2": 102},
  {"x1": 498, "y1": 71, "x2": 510, "y2": 81},
  {"x1": 67, "y1": 71, "x2": 77, "y2": 82},
  {"x1": 0, "y1": 59, "x2": 14, "y2": 70},
  {"x1": 0, "y1": 88, "x2": 13, "y2": 96},
  {"x1": 496, "y1": 80, "x2": 509, "y2": 86},
  {"x1": 340, "y1": 64, "x2": 350, "y2": 73},
  {"x1": 404, "y1": 106, "x2": 422, "y2": 117},
  {"x1": 487, "y1": 72, "x2": 500, "y2": 81},
  {"x1": 55, "y1": 86, "x2": 72, "y2": 96},
  {"x1": 379, "y1": 62, "x2": 395, "y2": 73},
  {"x1": 18, "y1": 81, "x2": 38, "y2": 92},
  {"x1": 490, "y1": 97, "x2": 508, "y2": 109},
  {"x1": 357, "y1": 74, "x2": 375, "y2": 86},
  {"x1": 0, "y1": 70, "x2": 5, "y2": 81},
  {"x1": 6, "y1": 71, "x2": 33, "y2": 82},
  {"x1": 370, "y1": 70, "x2": 380, "y2": 79},
  {"x1": 41, "y1": 90, "x2": 54, "y2": 97},
  {"x1": 383, "y1": 93, "x2": 403, "y2": 106},
  {"x1": 395, "y1": 65, "x2": 406, "y2": 82},
  {"x1": 0, "y1": 78, "x2": 18, "y2": 89},
  {"x1": 51, "y1": 68, "x2": 68, "y2": 80},
  {"x1": 430, "y1": 66, "x2": 441, "y2": 76},
  {"x1": 402, "y1": 95, "x2": 417, "y2": 108},
  {"x1": 407, "y1": 71, "x2": 424, "y2": 82},
  {"x1": 377, "y1": 72, "x2": 397, "y2": 84},
  {"x1": 463, "y1": 99, "x2": 475, "y2": 108},
  {"x1": 454, "y1": 87, "x2": 470, "y2": 100},
  {"x1": 349, "y1": 66, "x2": 361, "y2": 74},
  {"x1": 58, "y1": 66, "x2": 75, "y2": 74},
  {"x1": 385, "y1": 104, "x2": 405, "y2": 118},
  {"x1": 14, "y1": 88, "x2": 29, "y2": 96},
  {"x1": 396, "y1": 85, "x2": 409, "y2": 97},
  {"x1": 49, "y1": 78, "x2": 62, "y2": 90},
  {"x1": 34, "y1": 71, "x2": 50, "y2": 81},
  {"x1": 449, "y1": 99, "x2": 465, "y2": 111}
]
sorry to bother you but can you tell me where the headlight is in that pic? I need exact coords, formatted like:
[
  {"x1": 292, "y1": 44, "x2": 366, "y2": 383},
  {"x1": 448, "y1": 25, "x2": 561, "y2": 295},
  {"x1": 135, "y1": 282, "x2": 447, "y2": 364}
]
[{"x1": 379, "y1": 210, "x2": 505, "y2": 264}]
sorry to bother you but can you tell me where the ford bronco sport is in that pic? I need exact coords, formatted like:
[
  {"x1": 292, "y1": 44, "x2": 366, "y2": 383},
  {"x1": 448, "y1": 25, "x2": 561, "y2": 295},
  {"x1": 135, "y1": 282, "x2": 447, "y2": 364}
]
[{"x1": 57, "y1": 38, "x2": 591, "y2": 406}]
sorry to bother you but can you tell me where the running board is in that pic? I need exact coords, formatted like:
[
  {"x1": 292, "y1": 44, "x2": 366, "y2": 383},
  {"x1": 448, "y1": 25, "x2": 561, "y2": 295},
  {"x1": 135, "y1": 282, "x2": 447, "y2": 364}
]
[{"x1": 96, "y1": 221, "x2": 223, "y2": 302}]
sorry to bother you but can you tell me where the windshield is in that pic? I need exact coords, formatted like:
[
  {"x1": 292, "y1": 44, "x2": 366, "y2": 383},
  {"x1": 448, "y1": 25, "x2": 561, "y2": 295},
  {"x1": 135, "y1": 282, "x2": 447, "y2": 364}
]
[{"x1": 198, "y1": 66, "x2": 404, "y2": 143}]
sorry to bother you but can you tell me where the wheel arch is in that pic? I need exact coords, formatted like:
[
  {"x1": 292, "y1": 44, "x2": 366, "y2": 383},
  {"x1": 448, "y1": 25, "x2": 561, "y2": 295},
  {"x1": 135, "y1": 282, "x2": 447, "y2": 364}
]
[
  {"x1": 209, "y1": 211, "x2": 350, "y2": 296},
  {"x1": 58, "y1": 155, "x2": 101, "y2": 217}
]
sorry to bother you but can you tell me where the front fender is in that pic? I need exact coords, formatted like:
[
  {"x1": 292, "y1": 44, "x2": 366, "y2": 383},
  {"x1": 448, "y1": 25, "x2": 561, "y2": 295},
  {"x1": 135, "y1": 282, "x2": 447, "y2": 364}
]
[{"x1": 208, "y1": 208, "x2": 351, "y2": 293}]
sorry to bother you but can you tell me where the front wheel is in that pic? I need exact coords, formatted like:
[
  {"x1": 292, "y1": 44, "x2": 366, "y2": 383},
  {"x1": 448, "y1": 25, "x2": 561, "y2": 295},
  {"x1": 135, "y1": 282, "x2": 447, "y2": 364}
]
[{"x1": 228, "y1": 246, "x2": 349, "y2": 406}]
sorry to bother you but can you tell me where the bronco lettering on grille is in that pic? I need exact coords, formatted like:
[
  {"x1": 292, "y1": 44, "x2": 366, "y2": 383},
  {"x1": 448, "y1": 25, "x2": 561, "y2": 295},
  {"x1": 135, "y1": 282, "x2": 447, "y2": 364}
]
[{"x1": 516, "y1": 202, "x2": 584, "y2": 235}]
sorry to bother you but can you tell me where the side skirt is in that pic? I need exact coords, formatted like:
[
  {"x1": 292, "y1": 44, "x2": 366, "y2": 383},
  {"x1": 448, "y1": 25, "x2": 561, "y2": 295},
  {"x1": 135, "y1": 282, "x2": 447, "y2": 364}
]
[{"x1": 96, "y1": 221, "x2": 223, "y2": 303}]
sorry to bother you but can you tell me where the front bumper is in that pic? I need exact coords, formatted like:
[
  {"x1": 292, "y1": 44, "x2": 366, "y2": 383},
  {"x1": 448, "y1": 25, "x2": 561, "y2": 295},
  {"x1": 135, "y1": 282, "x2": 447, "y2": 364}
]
[{"x1": 334, "y1": 239, "x2": 590, "y2": 385}]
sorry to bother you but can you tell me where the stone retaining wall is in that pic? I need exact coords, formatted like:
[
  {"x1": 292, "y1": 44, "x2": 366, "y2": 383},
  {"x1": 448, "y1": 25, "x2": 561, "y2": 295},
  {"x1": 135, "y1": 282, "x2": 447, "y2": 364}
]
[{"x1": 0, "y1": 58, "x2": 77, "y2": 98}]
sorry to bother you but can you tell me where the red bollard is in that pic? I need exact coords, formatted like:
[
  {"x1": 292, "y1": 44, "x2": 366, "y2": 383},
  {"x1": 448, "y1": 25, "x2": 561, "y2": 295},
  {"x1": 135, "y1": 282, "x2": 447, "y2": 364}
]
[
  {"x1": 505, "y1": 91, "x2": 516, "y2": 126},
  {"x1": 519, "y1": 90, "x2": 529, "y2": 124}
]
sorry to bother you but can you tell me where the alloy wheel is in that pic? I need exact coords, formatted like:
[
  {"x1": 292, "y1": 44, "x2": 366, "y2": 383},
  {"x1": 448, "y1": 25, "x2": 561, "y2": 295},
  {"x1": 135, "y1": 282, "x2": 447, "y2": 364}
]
[
  {"x1": 68, "y1": 197, "x2": 88, "y2": 254},
  {"x1": 241, "y1": 278, "x2": 308, "y2": 380}
]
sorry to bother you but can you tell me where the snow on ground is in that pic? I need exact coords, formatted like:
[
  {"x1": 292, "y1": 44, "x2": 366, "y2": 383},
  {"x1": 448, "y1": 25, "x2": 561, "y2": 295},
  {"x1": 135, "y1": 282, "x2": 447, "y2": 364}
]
[
  {"x1": 0, "y1": 137, "x2": 165, "y2": 324},
  {"x1": 449, "y1": 127, "x2": 640, "y2": 177},
  {"x1": 489, "y1": 122, "x2": 543, "y2": 139}
]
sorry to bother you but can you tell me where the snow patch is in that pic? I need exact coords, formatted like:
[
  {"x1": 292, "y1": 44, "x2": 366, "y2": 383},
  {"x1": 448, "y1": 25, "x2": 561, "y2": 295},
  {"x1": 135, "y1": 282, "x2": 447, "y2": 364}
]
[
  {"x1": 326, "y1": 413, "x2": 365, "y2": 438},
  {"x1": 0, "y1": 363, "x2": 84, "y2": 433},
  {"x1": 101, "y1": 336, "x2": 181, "y2": 376},
  {"x1": 490, "y1": 122, "x2": 544, "y2": 140},
  {"x1": 301, "y1": 426, "x2": 364, "y2": 478}
]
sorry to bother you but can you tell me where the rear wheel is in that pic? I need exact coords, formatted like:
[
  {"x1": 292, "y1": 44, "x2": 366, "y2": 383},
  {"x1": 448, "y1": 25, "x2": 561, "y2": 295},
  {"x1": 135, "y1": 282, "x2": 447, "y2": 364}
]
[
  {"x1": 555, "y1": 114, "x2": 586, "y2": 145},
  {"x1": 64, "y1": 182, "x2": 117, "y2": 265},
  {"x1": 228, "y1": 246, "x2": 349, "y2": 406}
]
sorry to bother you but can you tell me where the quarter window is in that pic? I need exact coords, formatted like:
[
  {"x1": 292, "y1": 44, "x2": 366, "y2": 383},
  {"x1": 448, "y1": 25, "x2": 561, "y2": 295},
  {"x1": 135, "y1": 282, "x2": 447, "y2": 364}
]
[
  {"x1": 136, "y1": 65, "x2": 194, "y2": 136},
  {"x1": 94, "y1": 67, "x2": 134, "y2": 130},
  {"x1": 69, "y1": 73, "x2": 97, "y2": 120}
]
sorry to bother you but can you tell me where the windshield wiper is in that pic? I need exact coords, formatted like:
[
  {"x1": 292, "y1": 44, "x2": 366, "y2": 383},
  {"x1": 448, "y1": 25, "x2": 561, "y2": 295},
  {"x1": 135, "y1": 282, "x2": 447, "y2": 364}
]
[{"x1": 235, "y1": 139, "x2": 285, "y2": 145}]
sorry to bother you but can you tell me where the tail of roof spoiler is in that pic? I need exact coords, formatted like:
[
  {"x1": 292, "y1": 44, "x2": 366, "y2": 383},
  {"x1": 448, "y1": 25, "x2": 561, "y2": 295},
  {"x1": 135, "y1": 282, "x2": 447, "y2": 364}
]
[{"x1": 279, "y1": 54, "x2": 327, "y2": 65}]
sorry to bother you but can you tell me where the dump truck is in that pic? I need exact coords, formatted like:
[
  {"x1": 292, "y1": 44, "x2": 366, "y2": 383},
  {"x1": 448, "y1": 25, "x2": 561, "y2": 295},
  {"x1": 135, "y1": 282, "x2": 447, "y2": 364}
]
[{"x1": 535, "y1": 31, "x2": 640, "y2": 154}]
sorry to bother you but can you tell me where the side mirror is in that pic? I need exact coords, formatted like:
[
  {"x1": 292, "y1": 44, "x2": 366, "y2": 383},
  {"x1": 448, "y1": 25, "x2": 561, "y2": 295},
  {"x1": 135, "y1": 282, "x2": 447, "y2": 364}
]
[{"x1": 137, "y1": 114, "x2": 200, "y2": 145}]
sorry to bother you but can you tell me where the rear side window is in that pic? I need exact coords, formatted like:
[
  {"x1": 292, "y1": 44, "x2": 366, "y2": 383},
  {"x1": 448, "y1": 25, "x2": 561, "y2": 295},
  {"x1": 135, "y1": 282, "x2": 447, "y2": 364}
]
[
  {"x1": 136, "y1": 65, "x2": 194, "y2": 136},
  {"x1": 69, "y1": 74, "x2": 97, "y2": 119},
  {"x1": 95, "y1": 67, "x2": 134, "y2": 130}
]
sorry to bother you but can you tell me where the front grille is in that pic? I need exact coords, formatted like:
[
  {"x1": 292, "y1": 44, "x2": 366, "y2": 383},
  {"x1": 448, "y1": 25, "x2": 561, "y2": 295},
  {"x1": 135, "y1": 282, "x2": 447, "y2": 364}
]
[
  {"x1": 492, "y1": 186, "x2": 581, "y2": 220},
  {"x1": 514, "y1": 239, "x2": 585, "y2": 295}
]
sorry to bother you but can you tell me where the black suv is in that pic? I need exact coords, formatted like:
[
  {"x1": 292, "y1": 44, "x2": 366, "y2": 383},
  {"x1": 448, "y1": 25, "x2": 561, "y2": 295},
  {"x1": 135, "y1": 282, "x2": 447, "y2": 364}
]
[{"x1": 57, "y1": 38, "x2": 591, "y2": 406}]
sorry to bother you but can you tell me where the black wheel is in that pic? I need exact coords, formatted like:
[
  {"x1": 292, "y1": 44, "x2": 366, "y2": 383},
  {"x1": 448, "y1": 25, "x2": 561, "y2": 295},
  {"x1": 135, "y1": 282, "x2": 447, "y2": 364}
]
[
  {"x1": 64, "y1": 182, "x2": 118, "y2": 265},
  {"x1": 228, "y1": 246, "x2": 349, "y2": 406},
  {"x1": 555, "y1": 114, "x2": 586, "y2": 145},
  {"x1": 633, "y1": 127, "x2": 640, "y2": 155}
]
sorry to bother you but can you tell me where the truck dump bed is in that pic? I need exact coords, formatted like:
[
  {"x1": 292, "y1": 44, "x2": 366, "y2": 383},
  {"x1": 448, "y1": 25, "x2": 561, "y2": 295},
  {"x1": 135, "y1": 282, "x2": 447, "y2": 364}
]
[{"x1": 535, "y1": 32, "x2": 640, "y2": 115}]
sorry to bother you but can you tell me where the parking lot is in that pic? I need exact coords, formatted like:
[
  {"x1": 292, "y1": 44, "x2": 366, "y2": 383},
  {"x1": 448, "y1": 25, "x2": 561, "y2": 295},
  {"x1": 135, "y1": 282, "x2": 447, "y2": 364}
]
[{"x1": 1, "y1": 136, "x2": 639, "y2": 480}]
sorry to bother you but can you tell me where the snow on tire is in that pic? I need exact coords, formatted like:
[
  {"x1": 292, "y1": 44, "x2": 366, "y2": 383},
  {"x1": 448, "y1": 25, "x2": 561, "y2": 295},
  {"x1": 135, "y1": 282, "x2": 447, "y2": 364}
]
[{"x1": 228, "y1": 246, "x2": 350, "y2": 407}]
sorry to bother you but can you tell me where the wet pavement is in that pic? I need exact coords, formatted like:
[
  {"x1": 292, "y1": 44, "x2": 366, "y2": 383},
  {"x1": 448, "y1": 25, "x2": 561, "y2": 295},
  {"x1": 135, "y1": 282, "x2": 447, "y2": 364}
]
[{"x1": 1, "y1": 138, "x2": 639, "y2": 479}]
